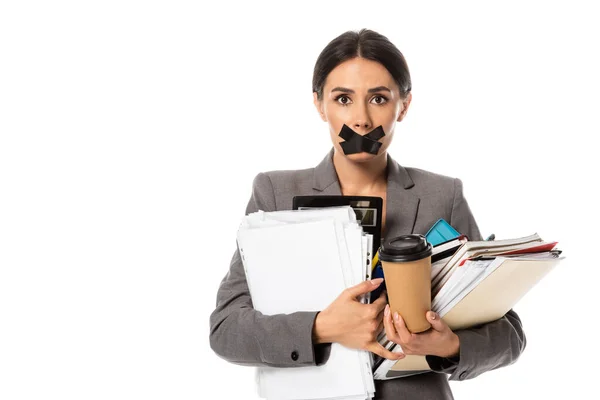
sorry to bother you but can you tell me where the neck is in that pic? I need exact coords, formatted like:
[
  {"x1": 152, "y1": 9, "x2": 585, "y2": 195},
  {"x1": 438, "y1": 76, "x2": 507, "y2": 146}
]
[{"x1": 332, "y1": 149, "x2": 388, "y2": 195}]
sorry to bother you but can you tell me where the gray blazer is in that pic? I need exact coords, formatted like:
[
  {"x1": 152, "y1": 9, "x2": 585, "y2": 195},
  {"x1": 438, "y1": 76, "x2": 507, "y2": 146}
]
[{"x1": 209, "y1": 148, "x2": 526, "y2": 400}]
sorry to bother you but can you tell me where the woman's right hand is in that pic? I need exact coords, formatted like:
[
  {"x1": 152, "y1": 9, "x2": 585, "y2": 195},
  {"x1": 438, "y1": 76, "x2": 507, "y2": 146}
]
[{"x1": 313, "y1": 278, "x2": 405, "y2": 360}]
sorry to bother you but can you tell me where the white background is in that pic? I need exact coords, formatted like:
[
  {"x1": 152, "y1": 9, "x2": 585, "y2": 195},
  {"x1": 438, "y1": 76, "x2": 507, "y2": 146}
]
[{"x1": 1, "y1": 1, "x2": 599, "y2": 399}]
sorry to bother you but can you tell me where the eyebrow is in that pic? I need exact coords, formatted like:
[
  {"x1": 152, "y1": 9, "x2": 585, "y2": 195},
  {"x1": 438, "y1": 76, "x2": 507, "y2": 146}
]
[{"x1": 331, "y1": 86, "x2": 392, "y2": 94}]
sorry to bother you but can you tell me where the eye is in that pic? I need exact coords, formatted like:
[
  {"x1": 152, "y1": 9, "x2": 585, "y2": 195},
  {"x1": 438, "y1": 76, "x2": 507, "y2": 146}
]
[
  {"x1": 371, "y1": 95, "x2": 388, "y2": 105},
  {"x1": 335, "y1": 95, "x2": 352, "y2": 106}
]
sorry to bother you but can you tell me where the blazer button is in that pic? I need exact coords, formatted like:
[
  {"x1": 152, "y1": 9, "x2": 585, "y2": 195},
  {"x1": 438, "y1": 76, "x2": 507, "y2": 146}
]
[
  {"x1": 459, "y1": 371, "x2": 467, "y2": 380},
  {"x1": 291, "y1": 351, "x2": 299, "y2": 361}
]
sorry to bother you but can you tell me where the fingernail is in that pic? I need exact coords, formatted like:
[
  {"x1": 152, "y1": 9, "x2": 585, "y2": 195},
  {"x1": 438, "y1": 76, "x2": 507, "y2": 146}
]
[
  {"x1": 430, "y1": 312, "x2": 437, "y2": 320},
  {"x1": 384, "y1": 304, "x2": 390, "y2": 317},
  {"x1": 371, "y1": 278, "x2": 383, "y2": 285},
  {"x1": 393, "y1": 312, "x2": 399, "y2": 322}
]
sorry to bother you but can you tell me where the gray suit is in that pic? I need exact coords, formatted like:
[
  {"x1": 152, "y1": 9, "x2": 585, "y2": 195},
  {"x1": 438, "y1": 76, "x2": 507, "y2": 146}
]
[{"x1": 209, "y1": 148, "x2": 526, "y2": 399}]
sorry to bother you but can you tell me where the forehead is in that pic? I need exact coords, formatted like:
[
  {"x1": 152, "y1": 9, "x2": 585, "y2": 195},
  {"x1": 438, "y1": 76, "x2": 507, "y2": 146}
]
[{"x1": 323, "y1": 57, "x2": 397, "y2": 91}]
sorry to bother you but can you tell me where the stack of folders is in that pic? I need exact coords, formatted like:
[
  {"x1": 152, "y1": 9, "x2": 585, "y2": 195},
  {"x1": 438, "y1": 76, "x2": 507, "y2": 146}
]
[
  {"x1": 373, "y1": 233, "x2": 564, "y2": 380},
  {"x1": 236, "y1": 206, "x2": 376, "y2": 400},
  {"x1": 430, "y1": 235, "x2": 469, "y2": 282}
]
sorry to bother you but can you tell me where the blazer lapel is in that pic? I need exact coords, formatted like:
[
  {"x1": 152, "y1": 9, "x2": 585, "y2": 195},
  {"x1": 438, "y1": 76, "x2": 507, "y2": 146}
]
[
  {"x1": 385, "y1": 154, "x2": 420, "y2": 239},
  {"x1": 312, "y1": 147, "x2": 343, "y2": 195},
  {"x1": 312, "y1": 147, "x2": 420, "y2": 239}
]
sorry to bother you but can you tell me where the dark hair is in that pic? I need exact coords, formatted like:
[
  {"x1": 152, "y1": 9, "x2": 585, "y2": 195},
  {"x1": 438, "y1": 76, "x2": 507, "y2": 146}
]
[{"x1": 312, "y1": 29, "x2": 412, "y2": 100}]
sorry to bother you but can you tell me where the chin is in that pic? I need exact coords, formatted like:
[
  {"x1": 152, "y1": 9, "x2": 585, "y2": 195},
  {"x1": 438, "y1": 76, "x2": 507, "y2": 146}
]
[{"x1": 344, "y1": 152, "x2": 382, "y2": 163}]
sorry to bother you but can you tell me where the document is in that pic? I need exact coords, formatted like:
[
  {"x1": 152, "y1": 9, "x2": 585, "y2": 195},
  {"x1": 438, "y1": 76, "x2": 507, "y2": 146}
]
[{"x1": 237, "y1": 206, "x2": 375, "y2": 400}]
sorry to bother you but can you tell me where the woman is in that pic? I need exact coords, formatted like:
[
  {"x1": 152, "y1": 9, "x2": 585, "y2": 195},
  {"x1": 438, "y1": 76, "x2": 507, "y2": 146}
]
[{"x1": 209, "y1": 29, "x2": 526, "y2": 399}]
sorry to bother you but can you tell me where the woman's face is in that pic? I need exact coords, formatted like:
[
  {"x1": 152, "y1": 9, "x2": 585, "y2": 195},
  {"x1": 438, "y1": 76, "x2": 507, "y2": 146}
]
[{"x1": 313, "y1": 57, "x2": 411, "y2": 163}]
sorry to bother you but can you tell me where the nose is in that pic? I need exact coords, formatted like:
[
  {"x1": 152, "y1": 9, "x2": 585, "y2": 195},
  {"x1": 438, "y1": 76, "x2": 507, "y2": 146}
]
[
  {"x1": 353, "y1": 103, "x2": 372, "y2": 132},
  {"x1": 354, "y1": 120, "x2": 371, "y2": 131}
]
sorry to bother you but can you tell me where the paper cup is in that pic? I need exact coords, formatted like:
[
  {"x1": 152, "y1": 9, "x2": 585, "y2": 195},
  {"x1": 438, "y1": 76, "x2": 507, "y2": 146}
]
[{"x1": 379, "y1": 234, "x2": 432, "y2": 333}]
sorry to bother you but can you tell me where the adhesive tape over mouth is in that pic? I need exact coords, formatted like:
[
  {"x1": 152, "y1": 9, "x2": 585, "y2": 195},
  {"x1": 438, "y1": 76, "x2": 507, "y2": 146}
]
[{"x1": 338, "y1": 124, "x2": 386, "y2": 155}]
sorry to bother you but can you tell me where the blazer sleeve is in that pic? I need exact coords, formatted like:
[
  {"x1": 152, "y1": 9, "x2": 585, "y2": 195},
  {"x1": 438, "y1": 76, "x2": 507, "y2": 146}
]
[
  {"x1": 209, "y1": 172, "x2": 331, "y2": 368},
  {"x1": 426, "y1": 178, "x2": 527, "y2": 381}
]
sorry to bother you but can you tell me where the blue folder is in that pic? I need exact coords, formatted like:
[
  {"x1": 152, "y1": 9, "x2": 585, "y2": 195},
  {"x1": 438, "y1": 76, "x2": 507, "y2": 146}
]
[{"x1": 425, "y1": 219, "x2": 461, "y2": 246}]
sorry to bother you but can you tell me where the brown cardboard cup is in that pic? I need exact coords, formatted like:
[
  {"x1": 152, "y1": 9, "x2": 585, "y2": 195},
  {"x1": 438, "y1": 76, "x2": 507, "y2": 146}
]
[{"x1": 379, "y1": 234, "x2": 433, "y2": 333}]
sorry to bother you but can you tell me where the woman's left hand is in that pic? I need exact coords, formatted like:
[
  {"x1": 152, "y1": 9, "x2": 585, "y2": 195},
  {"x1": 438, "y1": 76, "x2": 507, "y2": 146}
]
[{"x1": 383, "y1": 304, "x2": 460, "y2": 358}]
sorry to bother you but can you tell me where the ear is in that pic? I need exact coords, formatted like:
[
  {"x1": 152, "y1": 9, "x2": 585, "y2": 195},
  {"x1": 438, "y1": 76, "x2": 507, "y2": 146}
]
[
  {"x1": 396, "y1": 92, "x2": 413, "y2": 122},
  {"x1": 313, "y1": 92, "x2": 327, "y2": 122}
]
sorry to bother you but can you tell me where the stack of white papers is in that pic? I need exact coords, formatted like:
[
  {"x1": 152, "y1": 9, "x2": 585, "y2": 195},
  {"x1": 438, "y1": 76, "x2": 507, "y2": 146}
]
[{"x1": 236, "y1": 206, "x2": 375, "y2": 400}]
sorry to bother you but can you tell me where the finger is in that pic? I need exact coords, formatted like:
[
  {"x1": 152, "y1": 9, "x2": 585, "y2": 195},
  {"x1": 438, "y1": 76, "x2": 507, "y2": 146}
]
[
  {"x1": 426, "y1": 311, "x2": 447, "y2": 333},
  {"x1": 345, "y1": 278, "x2": 383, "y2": 299},
  {"x1": 374, "y1": 294, "x2": 388, "y2": 320},
  {"x1": 371, "y1": 291, "x2": 388, "y2": 312},
  {"x1": 375, "y1": 306, "x2": 385, "y2": 321},
  {"x1": 376, "y1": 319, "x2": 384, "y2": 335},
  {"x1": 382, "y1": 304, "x2": 402, "y2": 344},
  {"x1": 367, "y1": 342, "x2": 405, "y2": 361},
  {"x1": 392, "y1": 311, "x2": 413, "y2": 344},
  {"x1": 371, "y1": 289, "x2": 387, "y2": 305}
]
